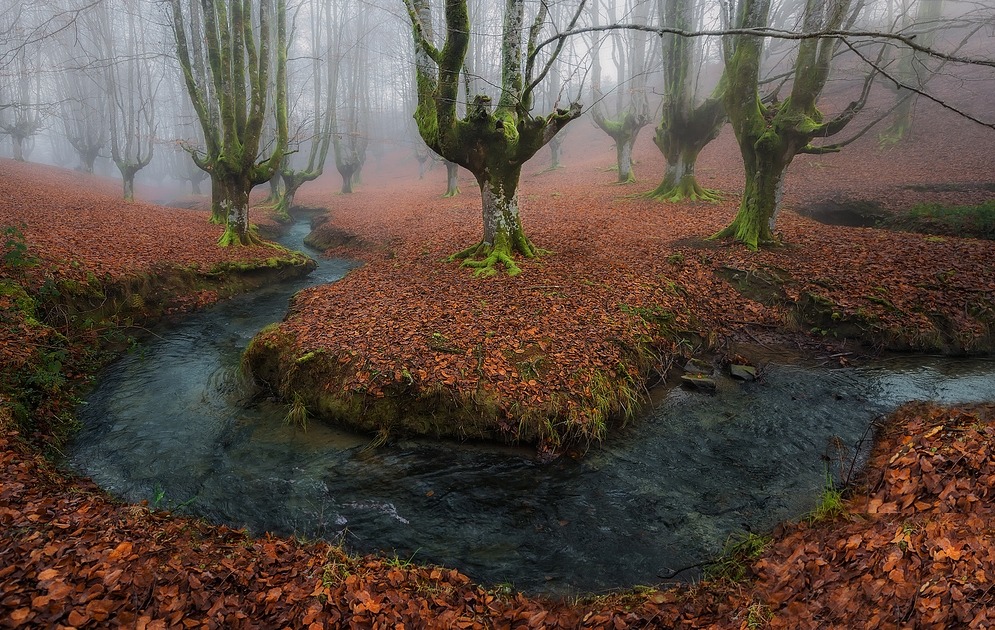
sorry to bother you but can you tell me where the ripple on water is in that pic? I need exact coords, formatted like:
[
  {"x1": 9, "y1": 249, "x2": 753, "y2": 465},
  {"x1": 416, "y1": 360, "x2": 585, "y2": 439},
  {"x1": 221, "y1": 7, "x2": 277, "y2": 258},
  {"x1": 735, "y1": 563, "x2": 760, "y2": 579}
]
[{"x1": 69, "y1": 220, "x2": 995, "y2": 594}]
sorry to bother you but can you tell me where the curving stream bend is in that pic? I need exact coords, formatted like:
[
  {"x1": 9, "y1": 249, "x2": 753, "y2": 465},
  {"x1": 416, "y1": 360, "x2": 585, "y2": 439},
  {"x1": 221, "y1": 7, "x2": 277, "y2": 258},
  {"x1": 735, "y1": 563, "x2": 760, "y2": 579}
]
[{"x1": 70, "y1": 219, "x2": 995, "y2": 595}]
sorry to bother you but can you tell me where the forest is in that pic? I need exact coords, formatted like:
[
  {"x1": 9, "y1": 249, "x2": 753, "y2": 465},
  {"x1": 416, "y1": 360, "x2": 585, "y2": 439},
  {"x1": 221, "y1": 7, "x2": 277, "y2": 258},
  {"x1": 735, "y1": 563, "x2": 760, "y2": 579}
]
[{"x1": 2, "y1": 0, "x2": 995, "y2": 626}]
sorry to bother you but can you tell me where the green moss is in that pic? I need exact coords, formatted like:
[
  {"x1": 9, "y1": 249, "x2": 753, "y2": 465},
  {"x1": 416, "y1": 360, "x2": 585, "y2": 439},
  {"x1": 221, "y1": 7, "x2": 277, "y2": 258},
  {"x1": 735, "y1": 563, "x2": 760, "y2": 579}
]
[{"x1": 0, "y1": 279, "x2": 36, "y2": 316}]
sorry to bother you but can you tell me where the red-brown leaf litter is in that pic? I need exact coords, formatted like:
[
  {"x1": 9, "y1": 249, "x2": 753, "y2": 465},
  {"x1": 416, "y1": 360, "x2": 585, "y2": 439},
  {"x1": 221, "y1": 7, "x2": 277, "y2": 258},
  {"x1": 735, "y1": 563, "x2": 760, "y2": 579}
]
[{"x1": 2, "y1": 90, "x2": 995, "y2": 627}]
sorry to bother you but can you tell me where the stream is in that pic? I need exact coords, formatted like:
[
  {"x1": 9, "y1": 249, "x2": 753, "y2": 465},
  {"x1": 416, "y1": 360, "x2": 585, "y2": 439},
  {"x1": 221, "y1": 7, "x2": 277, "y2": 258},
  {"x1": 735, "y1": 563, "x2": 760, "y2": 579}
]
[{"x1": 70, "y1": 218, "x2": 995, "y2": 595}]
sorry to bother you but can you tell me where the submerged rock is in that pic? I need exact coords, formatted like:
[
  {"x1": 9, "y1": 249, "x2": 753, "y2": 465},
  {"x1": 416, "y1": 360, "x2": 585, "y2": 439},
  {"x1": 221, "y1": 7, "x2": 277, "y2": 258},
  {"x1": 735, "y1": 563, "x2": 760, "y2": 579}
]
[
  {"x1": 680, "y1": 374, "x2": 717, "y2": 392},
  {"x1": 730, "y1": 364, "x2": 757, "y2": 381},
  {"x1": 683, "y1": 358, "x2": 712, "y2": 375}
]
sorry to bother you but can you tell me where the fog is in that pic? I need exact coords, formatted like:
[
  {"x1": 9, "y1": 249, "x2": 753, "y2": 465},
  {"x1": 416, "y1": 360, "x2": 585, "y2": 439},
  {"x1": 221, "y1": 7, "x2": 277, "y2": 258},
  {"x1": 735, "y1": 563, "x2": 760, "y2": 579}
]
[{"x1": 0, "y1": 0, "x2": 993, "y2": 201}]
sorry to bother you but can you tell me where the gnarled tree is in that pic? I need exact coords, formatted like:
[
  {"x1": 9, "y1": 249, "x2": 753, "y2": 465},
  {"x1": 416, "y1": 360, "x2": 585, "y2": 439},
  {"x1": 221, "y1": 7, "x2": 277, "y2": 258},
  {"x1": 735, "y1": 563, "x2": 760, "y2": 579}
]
[
  {"x1": 645, "y1": 0, "x2": 726, "y2": 202},
  {"x1": 589, "y1": 0, "x2": 652, "y2": 184},
  {"x1": 403, "y1": 0, "x2": 583, "y2": 276},
  {"x1": 712, "y1": 0, "x2": 872, "y2": 249},
  {"x1": 170, "y1": 0, "x2": 288, "y2": 246},
  {"x1": 272, "y1": 0, "x2": 336, "y2": 219}
]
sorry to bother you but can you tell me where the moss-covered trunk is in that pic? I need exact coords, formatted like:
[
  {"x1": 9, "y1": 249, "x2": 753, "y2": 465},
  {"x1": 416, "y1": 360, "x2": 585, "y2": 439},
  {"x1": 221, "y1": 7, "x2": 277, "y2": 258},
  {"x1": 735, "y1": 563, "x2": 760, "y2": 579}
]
[
  {"x1": 647, "y1": 96, "x2": 724, "y2": 202},
  {"x1": 452, "y1": 165, "x2": 533, "y2": 276},
  {"x1": 122, "y1": 172, "x2": 135, "y2": 202},
  {"x1": 715, "y1": 142, "x2": 791, "y2": 249},
  {"x1": 615, "y1": 136, "x2": 636, "y2": 184},
  {"x1": 215, "y1": 175, "x2": 260, "y2": 247},
  {"x1": 548, "y1": 135, "x2": 563, "y2": 170}
]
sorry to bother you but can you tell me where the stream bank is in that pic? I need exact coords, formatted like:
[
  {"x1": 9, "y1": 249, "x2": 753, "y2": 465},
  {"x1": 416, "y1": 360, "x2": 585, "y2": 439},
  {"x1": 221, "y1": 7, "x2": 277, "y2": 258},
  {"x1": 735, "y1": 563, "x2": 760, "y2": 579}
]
[{"x1": 70, "y1": 216, "x2": 995, "y2": 595}]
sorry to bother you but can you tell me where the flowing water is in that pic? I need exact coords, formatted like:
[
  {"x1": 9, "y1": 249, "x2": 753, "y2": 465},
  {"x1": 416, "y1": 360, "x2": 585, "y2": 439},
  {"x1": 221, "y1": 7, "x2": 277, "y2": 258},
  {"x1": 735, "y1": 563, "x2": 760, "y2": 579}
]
[{"x1": 70, "y1": 219, "x2": 995, "y2": 595}]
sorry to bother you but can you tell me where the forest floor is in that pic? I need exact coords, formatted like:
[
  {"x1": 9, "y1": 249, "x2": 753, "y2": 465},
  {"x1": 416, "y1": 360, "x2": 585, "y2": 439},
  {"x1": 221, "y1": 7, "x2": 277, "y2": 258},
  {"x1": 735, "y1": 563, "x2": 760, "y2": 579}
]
[
  {"x1": 262, "y1": 91, "x2": 995, "y2": 453},
  {"x1": 2, "y1": 89, "x2": 995, "y2": 626}
]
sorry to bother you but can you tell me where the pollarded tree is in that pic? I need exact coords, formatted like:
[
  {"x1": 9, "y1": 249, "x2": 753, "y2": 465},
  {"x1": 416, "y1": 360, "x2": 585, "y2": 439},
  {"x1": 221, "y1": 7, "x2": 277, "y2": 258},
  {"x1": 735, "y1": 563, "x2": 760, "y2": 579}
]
[
  {"x1": 589, "y1": 0, "x2": 652, "y2": 184},
  {"x1": 55, "y1": 68, "x2": 107, "y2": 173},
  {"x1": 645, "y1": 0, "x2": 726, "y2": 202},
  {"x1": 403, "y1": 0, "x2": 583, "y2": 276},
  {"x1": 170, "y1": 0, "x2": 288, "y2": 246},
  {"x1": 0, "y1": 41, "x2": 44, "y2": 162},
  {"x1": 96, "y1": 0, "x2": 159, "y2": 202},
  {"x1": 712, "y1": 0, "x2": 872, "y2": 249},
  {"x1": 879, "y1": 0, "x2": 943, "y2": 144},
  {"x1": 273, "y1": 0, "x2": 336, "y2": 218}
]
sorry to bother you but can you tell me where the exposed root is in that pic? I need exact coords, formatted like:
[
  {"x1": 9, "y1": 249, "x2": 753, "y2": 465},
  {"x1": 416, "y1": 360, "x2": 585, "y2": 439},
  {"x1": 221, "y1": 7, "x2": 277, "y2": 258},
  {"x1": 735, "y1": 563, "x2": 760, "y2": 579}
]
[
  {"x1": 217, "y1": 224, "x2": 266, "y2": 247},
  {"x1": 708, "y1": 222, "x2": 780, "y2": 251},
  {"x1": 644, "y1": 177, "x2": 723, "y2": 203},
  {"x1": 449, "y1": 241, "x2": 537, "y2": 277},
  {"x1": 441, "y1": 186, "x2": 460, "y2": 198}
]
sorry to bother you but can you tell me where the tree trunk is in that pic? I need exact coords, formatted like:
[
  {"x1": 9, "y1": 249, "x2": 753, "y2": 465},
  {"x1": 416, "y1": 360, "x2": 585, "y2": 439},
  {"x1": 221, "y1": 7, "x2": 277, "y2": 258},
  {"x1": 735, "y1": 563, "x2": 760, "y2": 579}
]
[
  {"x1": 880, "y1": 95, "x2": 914, "y2": 145},
  {"x1": 11, "y1": 137, "x2": 25, "y2": 162},
  {"x1": 80, "y1": 149, "x2": 98, "y2": 174},
  {"x1": 209, "y1": 176, "x2": 226, "y2": 224},
  {"x1": 190, "y1": 178, "x2": 202, "y2": 195},
  {"x1": 452, "y1": 166, "x2": 533, "y2": 277},
  {"x1": 646, "y1": 146, "x2": 719, "y2": 202},
  {"x1": 548, "y1": 136, "x2": 563, "y2": 170},
  {"x1": 123, "y1": 172, "x2": 135, "y2": 202},
  {"x1": 616, "y1": 137, "x2": 636, "y2": 183},
  {"x1": 273, "y1": 181, "x2": 297, "y2": 222},
  {"x1": 216, "y1": 176, "x2": 259, "y2": 246},
  {"x1": 339, "y1": 167, "x2": 355, "y2": 194},
  {"x1": 713, "y1": 145, "x2": 790, "y2": 250},
  {"x1": 443, "y1": 161, "x2": 460, "y2": 197}
]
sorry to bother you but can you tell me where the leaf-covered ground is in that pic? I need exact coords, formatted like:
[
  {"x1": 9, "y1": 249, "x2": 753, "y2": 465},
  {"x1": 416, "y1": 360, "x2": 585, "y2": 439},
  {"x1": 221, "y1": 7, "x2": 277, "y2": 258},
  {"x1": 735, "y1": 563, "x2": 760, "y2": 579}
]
[
  {"x1": 4, "y1": 399, "x2": 994, "y2": 627},
  {"x1": 264, "y1": 93, "x2": 995, "y2": 449},
  {"x1": 2, "y1": 88, "x2": 995, "y2": 626}
]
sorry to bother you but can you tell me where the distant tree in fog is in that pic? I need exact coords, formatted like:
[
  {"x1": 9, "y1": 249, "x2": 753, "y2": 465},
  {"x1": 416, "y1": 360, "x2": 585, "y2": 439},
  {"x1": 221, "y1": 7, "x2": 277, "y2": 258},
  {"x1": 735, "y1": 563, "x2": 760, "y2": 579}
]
[
  {"x1": 330, "y1": 0, "x2": 371, "y2": 194},
  {"x1": 272, "y1": 0, "x2": 336, "y2": 218},
  {"x1": 170, "y1": 0, "x2": 288, "y2": 246},
  {"x1": 645, "y1": 0, "x2": 726, "y2": 202},
  {"x1": 589, "y1": 0, "x2": 653, "y2": 184},
  {"x1": 95, "y1": 0, "x2": 161, "y2": 201}
]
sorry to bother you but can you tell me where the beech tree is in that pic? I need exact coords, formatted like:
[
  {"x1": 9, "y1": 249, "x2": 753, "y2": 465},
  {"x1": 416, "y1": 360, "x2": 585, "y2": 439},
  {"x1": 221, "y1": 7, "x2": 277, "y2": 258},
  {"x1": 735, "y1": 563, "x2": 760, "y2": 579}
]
[
  {"x1": 55, "y1": 67, "x2": 107, "y2": 173},
  {"x1": 589, "y1": 0, "x2": 652, "y2": 184},
  {"x1": 711, "y1": 0, "x2": 872, "y2": 249},
  {"x1": 879, "y1": 0, "x2": 943, "y2": 144},
  {"x1": 645, "y1": 0, "x2": 726, "y2": 202},
  {"x1": 403, "y1": 0, "x2": 583, "y2": 276},
  {"x1": 0, "y1": 39, "x2": 44, "y2": 162},
  {"x1": 170, "y1": 0, "x2": 288, "y2": 246},
  {"x1": 96, "y1": 0, "x2": 159, "y2": 201},
  {"x1": 330, "y1": 4, "x2": 370, "y2": 195},
  {"x1": 272, "y1": 0, "x2": 336, "y2": 218}
]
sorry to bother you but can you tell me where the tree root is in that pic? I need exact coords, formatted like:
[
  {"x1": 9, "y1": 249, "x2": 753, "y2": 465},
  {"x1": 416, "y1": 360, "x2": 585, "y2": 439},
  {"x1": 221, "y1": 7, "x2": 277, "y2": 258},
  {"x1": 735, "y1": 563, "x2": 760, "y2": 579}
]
[
  {"x1": 449, "y1": 241, "x2": 538, "y2": 277},
  {"x1": 708, "y1": 223, "x2": 780, "y2": 251},
  {"x1": 217, "y1": 224, "x2": 266, "y2": 247},
  {"x1": 643, "y1": 178, "x2": 722, "y2": 203},
  {"x1": 442, "y1": 186, "x2": 460, "y2": 198}
]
